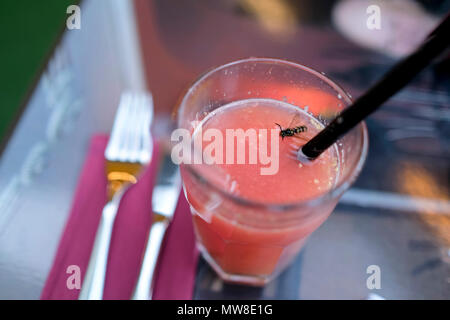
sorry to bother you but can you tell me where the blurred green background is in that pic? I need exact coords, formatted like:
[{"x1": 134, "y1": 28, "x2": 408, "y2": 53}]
[{"x1": 0, "y1": 0, "x2": 73, "y2": 143}]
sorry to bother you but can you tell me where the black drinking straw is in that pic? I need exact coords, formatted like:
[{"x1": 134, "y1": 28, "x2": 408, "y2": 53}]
[{"x1": 300, "y1": 14, "x2": 450, "y2": 161}]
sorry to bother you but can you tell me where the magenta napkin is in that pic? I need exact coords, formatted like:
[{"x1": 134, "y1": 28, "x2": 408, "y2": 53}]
[{"x1": 41, "y1": 135, "x2": 198, "y2": 300}]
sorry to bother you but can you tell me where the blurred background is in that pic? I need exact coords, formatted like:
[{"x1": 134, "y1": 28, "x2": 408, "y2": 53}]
[
  {"x1": 0, "y1": 0, "x2": 449, "y2": 299},
  {"x1": 0, "y1": 0, "x2": 73, "y2": 142},
  {"x1": 2, "y1": 0, "x2": 449, "y2": 138}
]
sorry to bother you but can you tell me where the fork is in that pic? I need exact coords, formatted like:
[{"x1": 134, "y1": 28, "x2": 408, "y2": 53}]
[{"x1": 79, "y1": 92, "x2": 153, "y2": 300}]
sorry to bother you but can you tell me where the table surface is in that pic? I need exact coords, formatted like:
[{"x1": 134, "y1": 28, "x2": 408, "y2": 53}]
[{"x1": 0, "y1": 0, "x2": 449, "y2": 299}]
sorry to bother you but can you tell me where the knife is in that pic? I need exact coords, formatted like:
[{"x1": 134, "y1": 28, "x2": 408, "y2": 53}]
[{"x1": 131, "y1": 146, "x2": 181, "y2": 300}]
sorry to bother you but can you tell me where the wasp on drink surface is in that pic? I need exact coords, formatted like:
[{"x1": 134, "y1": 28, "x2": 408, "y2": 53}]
[{"x1": 275, "y1": 113, "x2": 308, "y2": 140}]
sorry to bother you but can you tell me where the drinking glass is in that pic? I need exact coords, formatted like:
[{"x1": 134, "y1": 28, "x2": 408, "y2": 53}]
[{"x1": 177, "y1": 58, "x2": 368, "y2": 285}]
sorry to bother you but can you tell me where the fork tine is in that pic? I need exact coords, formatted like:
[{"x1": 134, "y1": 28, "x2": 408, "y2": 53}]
[
  {"x1": 119, "y1": 95, "x2": 138, "y2": 162},
  {"x1": 125, "y1": 95, "x2": 140, "y2": 162},
  {"x1": 126, "y1": 93, "x2": 153, "y2": 164},
  {"x1": 139, "y1": 94, "x2": 153, "y2": 164},
  {"x1": 106, "y1": 92, "x2": 153, "y2": 164},
  {"x1": 134, "y1": 96, "x2": 147, "y2": 162},
  {"x1": 129, "y1": 98, "x2": 142, "y2": 163},
  {"x1": 105, "y1": 93, "x2": 131, "y2": 160}
]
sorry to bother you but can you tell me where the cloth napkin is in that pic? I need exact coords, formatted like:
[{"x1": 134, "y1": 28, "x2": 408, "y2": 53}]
[{"x1": 41, "y1": 135, "x2": 198, "y2": 300}]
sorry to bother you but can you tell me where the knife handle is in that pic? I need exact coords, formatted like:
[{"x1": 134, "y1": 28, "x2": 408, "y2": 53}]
[
  {"x1": 79, "y1": 200, "x2": 120, "y2": 300},
  {"x1": 131, "y1": 215, "x2": 169, "y2": 300}
]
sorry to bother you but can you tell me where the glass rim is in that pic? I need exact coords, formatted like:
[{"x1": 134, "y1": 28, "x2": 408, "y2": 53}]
[{"x1": 177, "y1": 57, "x2": 369, "y2": 211}]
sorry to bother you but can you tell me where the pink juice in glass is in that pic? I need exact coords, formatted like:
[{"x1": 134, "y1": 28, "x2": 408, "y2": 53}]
[{"x1": 181, "y1": 98, "x2": 341, "y2": 283}]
